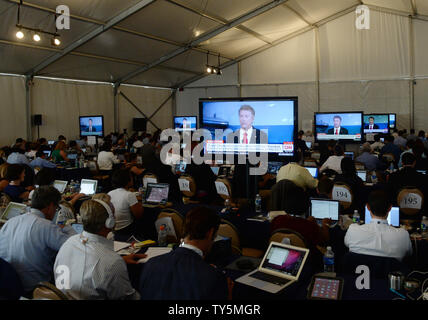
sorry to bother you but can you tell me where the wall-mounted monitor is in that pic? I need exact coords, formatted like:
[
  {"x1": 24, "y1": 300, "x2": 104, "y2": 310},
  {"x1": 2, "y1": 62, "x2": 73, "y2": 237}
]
[
  {"x1": 199, "y1": 97, "x2": 298, "y2": 157},
  {"x1": 389, "y1": 114, "x2": 396, "y2": 129},
  {"x1": 79, "y1": 116, "x2": 104, "y2": 137},
  {"x1": 363, "y1": 114, "x2": 390, "y2": 134},
  {"x1": 315, "y1": 112, "x2": 363, "y2": 142},
  {"x1": 174, "y1": 116, "x2": 197, "y2": 132}
]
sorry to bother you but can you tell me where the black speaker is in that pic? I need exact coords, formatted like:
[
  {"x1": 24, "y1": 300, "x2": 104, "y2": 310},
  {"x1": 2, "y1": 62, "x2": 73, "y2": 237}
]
[
  {"x1": 133, "y1": 118, "x2": 147, "y2": 131},
  {"x1": 33, "y1": 114, "x2": 42, "y2": 126}
]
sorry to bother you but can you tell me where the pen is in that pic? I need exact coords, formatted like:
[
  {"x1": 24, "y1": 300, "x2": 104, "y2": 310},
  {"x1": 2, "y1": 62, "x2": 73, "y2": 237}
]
[{"x1": 390, "y1": 288, "x2": 406, "y2": 299}]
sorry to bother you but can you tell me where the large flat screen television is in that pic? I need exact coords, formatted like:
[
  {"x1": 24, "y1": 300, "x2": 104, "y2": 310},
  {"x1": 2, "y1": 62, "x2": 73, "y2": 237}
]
[
  {"x1": 174, "y1": 116, "x2": 197, "y2": 132},
  {"x1": 315, "y1": 112, "x2": 363, "y2": 142},
  {"x1": 363, "y1": 114, "x2": 390, "y2": 134},
  {"x1": 199, "y1": 97, "x2": 298, "y2": 157},
  {"x1": 389, "y1": 113, "x2": 396, "y2": 129},
  {"x1": 79, "y1": 116, "x2": 104, "y2": 137}
]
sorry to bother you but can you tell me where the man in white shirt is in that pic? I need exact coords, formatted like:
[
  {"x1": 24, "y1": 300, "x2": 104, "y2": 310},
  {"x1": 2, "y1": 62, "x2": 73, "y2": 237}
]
[
  {"x1": 54, "y1": 198, "x2": 145, "y2": 300},
  {"x1": 97, "y1": 143, "x2": 120, "y2": 171},
  {"x1": 319, "y1": 145, "x2": 345, "y2": 174},
  {"x1": 345, "y1": 190, "x2": 412, "y2": 261}
]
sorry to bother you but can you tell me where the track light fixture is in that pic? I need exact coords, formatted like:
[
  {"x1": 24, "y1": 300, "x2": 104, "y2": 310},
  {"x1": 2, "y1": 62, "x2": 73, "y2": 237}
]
[
  {"x1": 205, "y1": 51, "x2": 222, "y2": 75},
  {"x1": 15, "y1": 0, "x2": 61, "y2": 46}
]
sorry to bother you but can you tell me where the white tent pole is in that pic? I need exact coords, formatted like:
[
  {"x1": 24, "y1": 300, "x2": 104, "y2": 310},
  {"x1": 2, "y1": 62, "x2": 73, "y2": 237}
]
[{"x1": 25, "y1": 75, "x2": 33, "y2": 142}]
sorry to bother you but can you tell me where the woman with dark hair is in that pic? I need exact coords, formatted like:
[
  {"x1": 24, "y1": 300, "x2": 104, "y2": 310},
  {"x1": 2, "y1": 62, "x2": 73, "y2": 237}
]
[
  {"x1": 334, "y1": 157, "x2": 365, "y2": 212},
  {"x1": 107, "y1": 169, "x2": 144, "y2": 241},
  {"x1": 4, "y1": 164, "x2": 30, "y2": 203}
]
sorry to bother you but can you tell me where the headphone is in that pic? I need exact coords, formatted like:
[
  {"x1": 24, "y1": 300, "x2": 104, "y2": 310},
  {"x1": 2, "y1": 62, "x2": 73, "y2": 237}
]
[{"x1": 92, "y1": 199, "x2": 115, "y2": 230}]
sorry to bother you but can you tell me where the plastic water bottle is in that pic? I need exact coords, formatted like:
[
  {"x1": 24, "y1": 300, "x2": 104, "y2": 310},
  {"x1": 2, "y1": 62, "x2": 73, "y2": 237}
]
[
  {"x1": 323, "y1": 246, "x2": 335, "y2": 273},
  {"x1": 353, "y1": 210, "x2": 360, "y2": 224},
  {"x1": 255, "y1": 194, "x2": 262, "y2": 213},
  {"x1": 421, "y1": 216, "x2": 428, "y2": 238},
  {"x1": 371, "y1": 173, "x2": 378, "y2": 184},
  {"x1": 158, "y1": 225, "x2": 168, "y2": 247},
  {"x1": 56, "y1": 207, "x2": 66, "y2": 227}
]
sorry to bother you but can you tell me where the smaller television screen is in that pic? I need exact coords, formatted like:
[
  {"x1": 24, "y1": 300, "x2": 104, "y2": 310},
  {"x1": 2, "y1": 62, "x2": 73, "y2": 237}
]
[
  {"x1": 315, "y1": 112, "x2": 363, "y2": 142},
  {"x1": 174, "y1": 116, "x2": 197, "y2": 132},
  {"x1": 389, "y1": 114, "x2": 396, "y2": 129},
  {"x1": 363, "y1": 114, "x2": 390, "y2": 134},
  {"x1": 80, "y1": 116, "x2": 103, "y2": 137}
]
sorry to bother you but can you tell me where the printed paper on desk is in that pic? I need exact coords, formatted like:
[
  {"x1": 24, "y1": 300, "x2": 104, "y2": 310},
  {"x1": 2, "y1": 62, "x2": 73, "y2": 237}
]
[
  {"x1": 114, "y1": 241, "x2": 131, "y2": 252},
  {"x1": 155, "y1": 216, "x2": 177, "y2": 239},
  {"x1": 215, "y1": 181, "x2": 229, "y2": 196},
  {"x1": 87, "y1": 136, "x2": 97, "y2": 146},
  {"x1": 178, "y1": 179, "x2": 190, "y2": 192},
  {"x1": 138, "y1": 247, "x2": 172, "y2": 263},
  {"x1": 143, "y1": 177, "x2": 157, "y2": 188}
]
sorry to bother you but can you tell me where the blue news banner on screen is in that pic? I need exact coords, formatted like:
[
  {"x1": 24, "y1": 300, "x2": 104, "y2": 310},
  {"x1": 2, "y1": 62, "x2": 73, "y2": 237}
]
[
  {"x1": 200, "y1": 99, "x2": 296, "y2": 156},
  {"x1": 315, "y1": 113, "x2": 362, "y2": 142}
]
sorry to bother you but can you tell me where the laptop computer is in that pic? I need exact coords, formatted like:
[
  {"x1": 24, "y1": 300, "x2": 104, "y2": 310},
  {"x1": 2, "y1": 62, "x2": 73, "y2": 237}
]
[
  {"x1": 344, "y1": 152, "x2": 354, "y2": 160},
  {"x1": 175, "y1": 161, "x2": 187, "y2": 173},
  {"x1": 43, "y1": 150, "x2": 51, "y2": 158},
  {"x1": 145, "y1": 183, "x2": 169, "y2": 205},
  {"x1": 305, "y1": 167, "x2": 318, "y2": 178},
  {"x1": 48, "y1": 140, "x2": 55, "y2": 145},
  {"x1": 53, "y1": 180, "x2": 68, "y2": 194},
  {"x1": 68, "y1": 153, "x2": 78, "y2": 160},
  {"x1": 357, "y1": 170, "x2": 367, "y2": 182},
  {"x1": 235, "y1": 242, "x2": 309, "y2": 294},
  {"x1": 417, "y1": 170, "x2": 427, "y2": 175},
  {"x1": 365, "y1": 206, "x2": 400, "y2": 227},
  {"x1": 268, "y1": 162, "x2": 283, "y2": 174},
  {"x1": 211, "y1": 167, "x2": 220, "y2": 176},
  {"x1": 80, "y1": 179, "x2": 98, "y2": 195},
  {"x1": 0, "y1": 202, "x2": 27, "y2": 222},
  {"x1": 310, "y1": 198, "x2": 339, "y2": 221},
  {"x1": 305, "y1": 141, "x2": 312, "y2": 149}
]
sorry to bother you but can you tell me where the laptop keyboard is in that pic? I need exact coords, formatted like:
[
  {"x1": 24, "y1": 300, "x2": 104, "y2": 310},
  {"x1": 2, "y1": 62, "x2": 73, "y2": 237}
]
[{"x1": 249, "y1": 271, "x2": 291, "y2": 285}]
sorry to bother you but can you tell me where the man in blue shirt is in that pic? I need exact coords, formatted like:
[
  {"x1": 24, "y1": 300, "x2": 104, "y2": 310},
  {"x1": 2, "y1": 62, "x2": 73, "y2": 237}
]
[
  {"x1": 7, "y1": 144, "x2": 29, "y2": 166},
  {"x1": 380, "y1": 135, "x2": 401, "y2": 165},
  {"x1": 30, "y1": 151, "x2": 57, "y2": 169},
  {"x1": 0, "y1": 186, "x2": 76, "y2": 295},
  {"x1": 356, "y1": 143, "x2": 383, "y2": 171}
]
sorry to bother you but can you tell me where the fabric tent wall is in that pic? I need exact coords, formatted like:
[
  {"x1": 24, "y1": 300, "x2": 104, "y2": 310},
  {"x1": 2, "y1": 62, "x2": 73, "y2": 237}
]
[
  {"x1": 31, "y1": 78, "x2": 114, "y2": 141},
  {"x1": 118, "y1": 85, "x2": 174, "y2": 134},
  {"x1": 176, "y1": 9, "x2": 428, "y2": 133},
  {"x1": 0, "y1": 75, "x2": 27, "y2": 146}
]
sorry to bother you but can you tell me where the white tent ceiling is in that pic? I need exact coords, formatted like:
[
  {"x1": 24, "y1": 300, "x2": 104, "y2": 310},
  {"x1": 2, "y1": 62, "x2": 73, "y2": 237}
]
[{"x1": 1, "y1": 0, "x2": 427, "y2": 88}]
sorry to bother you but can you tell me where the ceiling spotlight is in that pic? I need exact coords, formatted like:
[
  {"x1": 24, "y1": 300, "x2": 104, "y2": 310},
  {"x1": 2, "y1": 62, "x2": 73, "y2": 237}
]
[
  {"x1": 212, "y1": 68, "x2": 218, "y2": 74},
  {"x1": 16, "y1": 30, "x2": 24, "y2": 39},
  {"x1": 206, "y1": 66, "x2": 212, "y2": 73},
  {"x1": 33, "y1": 33, "x2": 41, "y2": 42},
  {"x1": 52, "y1": 36, "x2": 61, "y2": 46}
]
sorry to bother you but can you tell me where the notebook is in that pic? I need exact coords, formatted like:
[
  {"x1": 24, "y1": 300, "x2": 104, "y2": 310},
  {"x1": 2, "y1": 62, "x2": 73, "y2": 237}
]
[
  {"x1": 145, "y1": 183, "x2": 169, "y2": 204},
  {"x1": 0, "y1": 202, "x2": 27, "y2": 221},
  {"x1": 305, "y1": 167, "x2": 318, "y2": 178},
  {"x1": 235, "y1": 242, "x2": 309, "y2": 294},
  {"x1": 80, "y1": 179, "x2": 98, "y2": 195},
  {"x1": 365, "y1": 206, "x2": 400, "y2": 227},
  {"x1": 310, "y1": 198, "x2": 339, "y2": 221},
  {"x1": 53, "y1": 180, "x2": 68, "y2": 194}
]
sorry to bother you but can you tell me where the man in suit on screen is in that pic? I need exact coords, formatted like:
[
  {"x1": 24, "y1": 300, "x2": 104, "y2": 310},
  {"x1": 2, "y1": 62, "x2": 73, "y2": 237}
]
[
  {"x1": 226, "y1": 105, "x2": 268, "y2": 144},
  {"x1": 327, "y1": 115, "x2": 349, "y2": 135},
  {"x1": 364, "y1": 117, "x2": 380, "y2": 130},
  {"x1": 85, "y1": 119, "x2": 97, "y2": 133}
]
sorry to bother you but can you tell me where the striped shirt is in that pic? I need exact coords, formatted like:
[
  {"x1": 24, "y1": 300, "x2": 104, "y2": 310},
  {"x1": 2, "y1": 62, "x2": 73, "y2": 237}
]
[{"x1": 54, "y1": 231, "x2": 139, "y2": 300}]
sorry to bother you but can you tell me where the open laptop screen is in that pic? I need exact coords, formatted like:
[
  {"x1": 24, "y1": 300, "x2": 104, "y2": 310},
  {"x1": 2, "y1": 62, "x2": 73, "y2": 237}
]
[
  {"x1": 305, "y1": 167, "x2": 318, "y2": 178},
  {"x1": 311, "y1": 199, "x2": 339, "y2": 221},
  {"x1": 260, "y1": 244, "x2": 307, "y2": 278},
  {"x1": 210, "y1": 167, "x2": 220, "y2": 176},
  {"x1": 80, "y1": 179, "x2": 97, "y2": 195},
  {"x1": 53, "y1": 180, "x2": 68, "y2": 194},
  {"x1": 268, "y1": 162, "x2": 283, "y2": 174},
  {"x1": 1, "y1": 202, "x2": 27, "y2": 220},
  {"x1": 68, "y1": 153, "x2": 78, "y2": 160},
  {"x1": 305, "y1": 141, "x2": 312, "y2": 149},
  {"x1": 365, "y1": 206, "x2": 400, "y2": 227},
  {"x1": 145, "y1": 183, "x2": 169, "y2": 203},
  {"x1": 357, "y1": 170, "x2": 367, "y2": 181}
]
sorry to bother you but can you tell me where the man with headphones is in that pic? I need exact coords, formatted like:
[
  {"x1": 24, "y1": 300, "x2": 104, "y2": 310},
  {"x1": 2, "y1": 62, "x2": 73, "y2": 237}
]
[{"x1": 54, "y1": 196, "x2": 146, "y2": 300}]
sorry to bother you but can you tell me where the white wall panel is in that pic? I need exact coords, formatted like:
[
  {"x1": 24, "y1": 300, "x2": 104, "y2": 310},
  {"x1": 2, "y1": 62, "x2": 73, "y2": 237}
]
[
  {"x1": 241, "y1": 30, "x2": 317, "y2": 84},
  {"x1": 414, "y1": 19, "x2": 428, "y2": 77},
  {"x1": 0, "y1": 75, "x2": 27, "y2": 146}
]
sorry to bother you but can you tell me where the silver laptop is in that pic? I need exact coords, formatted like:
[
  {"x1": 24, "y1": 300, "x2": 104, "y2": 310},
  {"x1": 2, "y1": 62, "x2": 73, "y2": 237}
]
[
  {"x1": 357, "y1": 170, "x2": 367, "y2": 182},
  {"x1": 236, "y1": 242, "x2": 309, "y2": 294},
  {"x1": 310, "y1": 198, "x2": 339, "y2": 221},
  {"x1": 145, "y1": 183, "x2": 169, "y2": 204},
  {"x1": 80, "y1": 179, "x2": 98, "y2": 195},
  {"x1": 305, "y1": 167, "x2": 318, "y2": 178},
  {"x1": 53, "y1": 180, "x2": 68, "y2": 194},
  {"x1": 0, "y1": 202, "x2": 27, "y2": 222}
]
